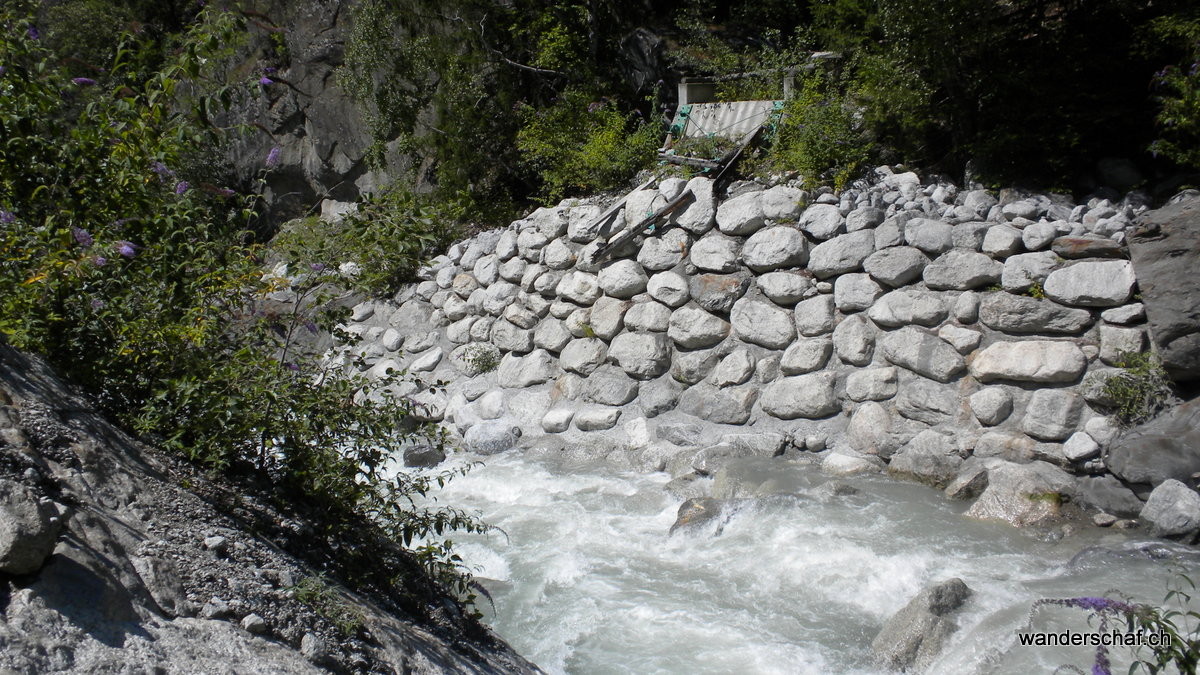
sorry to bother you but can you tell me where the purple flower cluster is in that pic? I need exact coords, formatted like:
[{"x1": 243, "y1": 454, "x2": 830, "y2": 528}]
[
  {"x1": 259, "y1": 76, "x2": 274, "y2": 85},
  {"x1": 26, "y1": 26, "x2": 39, "y2": 40},
  {"x1": 265, "y1": 146, "x2": 281, "y2": 168},
  {"x1": 1061, "y1": 597, "x2": 1136, "y2": 614},
  {"x1": 116, "y1": 241, "x2": 137, "y2": 258},
  {"x1": 72, "y1": 227, "x2": 94, "y2": 248},
  {"x1": 72, "y1": 77, "x2": 97, "y2": 86},
  {"x1": 0, "y1": 210, "x2": 15, "y2": 224},
  {"x1": 174, "y1": 181, "x2": 189, "y2": 195}
]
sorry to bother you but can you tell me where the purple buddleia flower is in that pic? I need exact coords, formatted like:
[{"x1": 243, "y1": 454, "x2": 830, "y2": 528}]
[
  {"x1": 71, "y1": 77, "x2": 97, "y2": 86},
  {"x1": 116, "y1": 241, "x2": 137, "y2": 258},
  {"x1": 284, "y1": 362, "x2": 300, "y2": 372},
  {"x1": 72, "y1": 227, "x2": 94, "y2": 248},
  {"x1": 0, "y1": 66, "x2": 7, "y2": 76},
  {"x1": 93, "y1": 256, "x2": 107, "y2": 267},
  {"x1": 1063, "y1": 597, "x2": 1136, "y2": 614},
  {"x1": 90, "y1": 298, "x2": 105, "y2": 311},
  {"x1": 151, "y1": 161, "x2": 174, "y2": 179},
  {"x1": 263, "y1": 66, "x2": 277, "y2": 74},
  {"x1": 0, "y1": 210, "x2": 15, "y2": 224},
  {"x1": 174, "y1": 181, "x2": 189, "y2": 194},
  {"x1": 265, "y1": 146, "x2": 281, "y2": 167},
  {"x1": 259, "y1": 76, "x2": 273, "y2": 85},
  {"x1": 217, "y1": 187, "x2": 235, "y2": 197},
  {"x1": 587, "y1": 101, "x2": 603, "y2": 113},
  {"x1": 310, "y1": 262, "x2": 326, "y2": 272},
  {"x1": 304, "y1": 320, "x2": 318, "y2": 334},
  {"x1": 26, "y1": 26, "x2": 39, "y2": 40}
]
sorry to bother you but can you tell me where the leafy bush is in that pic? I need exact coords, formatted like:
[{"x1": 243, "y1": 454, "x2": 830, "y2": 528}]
[
  {"x1": 273, "y1": 189, "x2": 466, "y2": 298},
  {"x1": 1146, "y1": 14, "x2": 1200, "y2": 170},
  {"x1": 1100, "y1": 351, "x2": 1179, "y2": 427},
  {"x1": 517, "y1": 88, "x2": 661, "y2": 202},
  {"x1": 765, "y1": 70, "x2": 873, "y2": 188},
  {"x1": 0, "y1": 4, "x2": 483, "y2": 604}
]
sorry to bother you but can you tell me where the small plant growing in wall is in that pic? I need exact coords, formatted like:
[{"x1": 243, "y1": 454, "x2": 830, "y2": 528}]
[
  {"x1": 461, "y1": 344, "x2": 500, "y2": 375},
  {"x1": 1100, "y1": 351, "x2": 1178, "y2": 427}
]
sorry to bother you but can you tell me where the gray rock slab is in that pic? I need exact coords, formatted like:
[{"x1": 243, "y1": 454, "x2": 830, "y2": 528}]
[
  {"x1": 1021, "y1": 389, "x2": 1083, "y2": 441},
  {"x1": 833, "y1": 314, "x2": 877, "y2": 366},
  {"x1": 868, "y1": 289, "x2": 948, "y2": 328},
  {"x1": 559, "y1": 338, "x2": 608, "y2": 376},
  {"x1": 1043, "y1": 260, "x2": 1135, "y2": 307},
  {"x1": 969, "y1": 388, "x2": 1013, "y2": 426},
  {"x1": 923, "y1": 250, "x2": 1002, "y2": 290},
  {"x1": 1075, "y1": 475, "x2": 1144, "y2": 518},
  {"x1": 794, "y1": 294, "x2": 836, "y2": 336},
  {"x1": 731, "y1": 298, "x2": 797, "y2": 349},
  {"x1": 799, "y1": 203, "x2": 844, "y2": 240},
  {"x1": 678, "y1": 384, "x2": 759, "y2": 424},
  {"x1": 608, "y1": 331, "x2": 672, "y2": 379},
  {"x1": 888, "y1": 430, "x2": 963, "y2": 488},
  {"x1": 833, "y1": 273, "x2": 884, "y2": 313},
  {"x1": 689, "y1": 273, "x2": 752, "y2": 314},
  {"x1": 879, "y1": 327, "x2": 965, "y2": 382},
  {"x1": 808, "y1": 230, "x2": 876, "y2": 279},
  {"x1": 668, "y1": 306, "x2": 730, "y2": 349},
  {"x1": 690, "y1": 234, "x2": 742, "y2": 273},
  {"x1": 896, "y1": 380, "x2": 959, "y2": 425},
  {"x1": 1000, "y1": 251, "x2": 1059, "y2": 293},
  {"x1": 978, "y1": 293, "x2": 1093, "y2": 334},
  {"x1": 781, "y1": 338, "x2": 834, "y2": 375},
  {"x1": 716, "y1": 192, "x2": 766, "y2": 235},
  {"x1": 862, "y1": 246, "x2": 930, "y2": 287},
  {"x1": 757, "y1": 272, "x2": 814, "y2": 305},
  {"x1": 964, "y1": 460, "x2": 1075, "y2": 528},
  {"x1": 904, "y1": 218, "x2": 953, "y2": 255},
  {"x1": 1140, "y1": 479, "x2": 1200, "y2": 538},
  {"x1": 742, "y1": 226, "x2": 809, "y2": 272},
  {"x1": 761, "y1": 373, "x2": 839, "y2": 419},
  {"x1": 1107, "y1": 397, "x2": 1200, "y2": 487},
  {"x1": 1128, "y1": 195, "x2": 1200, "y2": 381},
  {"x1": 871, "y1": 578, "x2": 972, "y2": 673},
  {"x1": 846, "y1": 367, "x2": 898, "y2": 401},
  {"x1": 647, "y1": 271, "x2": 690, "y2": 308},
  {"x1": 970, "y1": 341, "x2": 1087, "y2": 384}
]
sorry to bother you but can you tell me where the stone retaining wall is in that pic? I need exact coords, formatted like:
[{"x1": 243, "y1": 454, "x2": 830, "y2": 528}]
[{"x1": 328, "y1": 167, "x2": 1176, "y2": 531}]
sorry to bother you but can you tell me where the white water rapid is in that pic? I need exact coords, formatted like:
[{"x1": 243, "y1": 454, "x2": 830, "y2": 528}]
[{"x1": 420, "y1": 451, "x2": 1200, "y2": 674}]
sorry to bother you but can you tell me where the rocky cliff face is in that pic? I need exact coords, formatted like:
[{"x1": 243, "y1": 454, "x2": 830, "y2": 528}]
[
  {"x1": 321, "y1": 167, "x2": 1200, "y2": 540},
  {"x1": 224, "y1": 0, "x2": 387, "y2": 225},
  {"x1": 0, "y1": 346, "x2": 538, "y2": 674}
]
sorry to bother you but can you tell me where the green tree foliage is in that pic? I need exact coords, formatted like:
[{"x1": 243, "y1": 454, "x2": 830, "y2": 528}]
[
  {"x1": 516, "y1": 88, "x2": 660, "y2": 202},
  {"x1": 766, "y1": 69, "x2": 872, "y2": 188},
  {"x1": 339, "y1": 0, "x2": 671, "y2": 213},
  {"x1": 1145, "y1": 12, "x2": 1200, "y2": 170}
]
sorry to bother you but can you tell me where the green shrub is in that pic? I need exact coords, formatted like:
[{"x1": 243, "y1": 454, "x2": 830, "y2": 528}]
[
  {"x1": 1145, "y1": 14, "x2": 1200, "y2": 170},
  {"x1": 273, "y1": 189, "x2": 466, "y2": 298},
  {"x1": 765, "y1": 70, "x2": 873, "y2": 189},
  {"x1": 517, "y1": 88, "x2": 661, "y2": 203},
  {"x1": 293, "y1": 574, "x2": 366, "y2": 637},
  {"x1": 1100, "y1": 351, "x2": 1178, "y2": 427},
  {"x1": 0, "y1": 4, "x2": 484, "y2": 603}
]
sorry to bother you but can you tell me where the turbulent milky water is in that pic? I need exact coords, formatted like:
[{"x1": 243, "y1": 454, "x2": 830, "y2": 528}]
[{"x1": 417, "y1": 451, "x2": 1199, "y2": 674}]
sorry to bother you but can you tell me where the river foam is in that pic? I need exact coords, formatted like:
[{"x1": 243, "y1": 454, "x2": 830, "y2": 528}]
[{"x1": 421, "y1": 451, "x2": 1199, "y2": 674}]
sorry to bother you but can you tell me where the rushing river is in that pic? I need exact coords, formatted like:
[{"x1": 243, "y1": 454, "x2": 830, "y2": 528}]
[{"x1": 420, "y1": 450, "x2": 1199, "y2": 674}]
